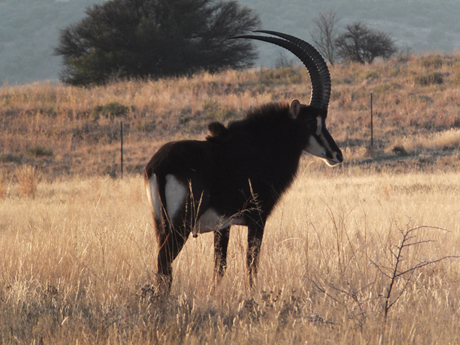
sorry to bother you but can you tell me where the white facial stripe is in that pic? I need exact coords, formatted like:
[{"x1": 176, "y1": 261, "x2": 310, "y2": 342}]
[
  {"x1": 165, "y1": 174, "x2": 187, "y2": 222},
  {"x1": 146, "y1": 174, "x2": 162, "y2": 222},
  {"x1": 306, "y1": 136, "x2": 326, "y2": 157},
  {"x1": 318, "y1": 132, "x2": 333, "y2": 152},
  {"x1": 316, "y1": 116, "x2": 322, "y2": 136}
]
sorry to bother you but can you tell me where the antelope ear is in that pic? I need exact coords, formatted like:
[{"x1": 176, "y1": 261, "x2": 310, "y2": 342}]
[{"x1": 289, "y1": 99, "x2": 301, "y2": 118}]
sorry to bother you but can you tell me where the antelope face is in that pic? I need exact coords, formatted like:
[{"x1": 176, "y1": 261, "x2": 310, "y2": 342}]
[
  {"x1": 305, "y1": 118, "x2": 343, "y2": 166},
  {"x1": 291, "y1": 100, "x2": 343, "y2": 166}
]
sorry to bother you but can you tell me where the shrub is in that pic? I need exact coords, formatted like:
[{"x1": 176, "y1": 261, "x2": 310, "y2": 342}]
[
  {"x1": 92, "y1": 102, "x2": 132, "y2": 120},
  {"x1": 392, "y1": 145, "x2": 407, "y2": 155},
  {"x1": 421, "y1": 55, "x2": 444, "y2": 69},
  {"x1": 134, "y1": 119, "x2": 155, "y2": 132},
  {"x1": 0, "y1": 153, "x2": 22, "y2": 163},
  {"x1": 414, "y1": 72, "x2": 444, "y2": 86},
  {"x1": 364, "y1": 71, "x2": 380, "y2": 80},
  {"x1": 258, "y1": 67, "x2": 302, "y2": 86},
  {"x1": 26, "y1": 145, "x2": 53, "y2": 157},
  {"x1": 55, "y1": 0, "x2": 260, "y2": 86},
  {"x1": 202, "y1": 100, "x2": 237, "y2": 122}
]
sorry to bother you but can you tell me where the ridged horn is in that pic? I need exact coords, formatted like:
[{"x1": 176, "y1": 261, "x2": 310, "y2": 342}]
[{"x1": 230, "y1": 31, "x2": 331, "y2": 111}]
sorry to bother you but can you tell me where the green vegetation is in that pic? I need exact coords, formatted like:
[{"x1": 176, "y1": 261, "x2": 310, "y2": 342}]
[
  {"x1": 258, "y1": 66, "x2": 303, "y2": 85},
  {"x1": 92, "y1": 102, "x2": 132, "y2": 120},
  {"x1": 26, "y1": 144, "x2": 53, "y2": 157},
  {"x1": 414, "y1": 72, "x2": 444, "y2": 86},
  {"x1": 55, "y1": 0, "x2": 260, "y2": 86},
  {"x1": 2, "y1": 0, "x2": 460, "y2": 84}
]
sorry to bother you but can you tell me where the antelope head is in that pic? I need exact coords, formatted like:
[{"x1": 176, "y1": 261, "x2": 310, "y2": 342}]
[{"x1": 233, "y1": 30, "x2": 343, "y2": 166}]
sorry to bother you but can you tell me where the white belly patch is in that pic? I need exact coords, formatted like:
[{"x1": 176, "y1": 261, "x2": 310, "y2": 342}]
[{"x1": 192, "y1": 208, "x2": 245, "y2": 237}]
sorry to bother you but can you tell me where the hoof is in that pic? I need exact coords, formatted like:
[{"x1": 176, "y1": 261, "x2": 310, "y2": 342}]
[{"x1": 140, "y1": 274, "x2": 172, "y2": 301}]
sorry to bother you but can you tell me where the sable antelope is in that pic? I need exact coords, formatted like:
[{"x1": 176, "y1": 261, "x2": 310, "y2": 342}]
[{"x1": 144, "y1": 31, "x2": 343, "y2": 291}]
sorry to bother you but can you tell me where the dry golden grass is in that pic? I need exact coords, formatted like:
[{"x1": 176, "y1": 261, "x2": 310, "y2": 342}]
[
  {"x1": 1, "y1": 53, "x2": 460, "y2": 343},
  {"x1": 1, "y1": 161, "x2": 460, "y2": 344},
  {"x1": 0, "y1": 171, "x2": 5, "y2": 199},
  {"x1": 389, "y1": 128, "x2": 460, "y2": 152},
  {"x1": 15, "y1": 165, "x2": 41, "y2": 198}
]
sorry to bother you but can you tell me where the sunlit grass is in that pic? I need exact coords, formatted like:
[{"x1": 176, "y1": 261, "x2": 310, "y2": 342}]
[
  {"x1": 1, "y1": 53, "x2": 460, "y2": 181},
  {"x1": 1, "y1": 52, "x2": 460, "y2": 343},
  {"x1": 1, "y1": 164, "x2": 460, "y2": 343},
  {"x1": 389, "y1": 127, "x2": 460, "y2": 152}
]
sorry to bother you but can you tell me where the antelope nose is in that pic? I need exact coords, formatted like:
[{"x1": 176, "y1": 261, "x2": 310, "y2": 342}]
[{"x1": 336, "y1": 152, "x2": 344, "y2": 163}]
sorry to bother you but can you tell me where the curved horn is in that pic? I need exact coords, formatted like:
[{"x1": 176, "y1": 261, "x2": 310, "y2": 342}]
[
  {"x1": 255, "y1": 30, "x2": 331, "y2": 111},
  {"x1": 230, "y1": 31, "x2": 331, "y2": 111}
]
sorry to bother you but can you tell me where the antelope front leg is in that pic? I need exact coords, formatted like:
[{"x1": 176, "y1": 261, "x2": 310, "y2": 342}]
[
  {"x1": 214, "y1": 227, "x2": 231, "y2": 282},
  {"x1": 247, "y1": 224, "x2": 264, "y2": 288}
]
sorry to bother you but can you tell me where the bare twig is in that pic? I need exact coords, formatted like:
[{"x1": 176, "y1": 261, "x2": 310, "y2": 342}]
[{"x1": 376, "y1": 225, "x2": 459, "y2": 319}]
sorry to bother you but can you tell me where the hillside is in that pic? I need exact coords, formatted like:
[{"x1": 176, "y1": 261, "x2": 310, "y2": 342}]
[
  {"x1": 1, "y1": 53, "x2": 460, "y2": 182},
  {"x1": 1, "y1": 0, "x2": 460, "y2": 84}
]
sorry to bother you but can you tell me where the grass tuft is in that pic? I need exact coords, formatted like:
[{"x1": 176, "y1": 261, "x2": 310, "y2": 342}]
[
  {"x1": 414, "y1": 72, "x2": 444, "y2": 86},
  {"x1": 16, "y1": 165, "x2": 41, "y2": 198},
  {"x1": 26, "y1": 144, "x2": 53, "y2": 157},
  {"x1": 0, "y1": 173, "x2": 4, "y2": 199},
  {"x1": 92, "y1": 101, "x2": 133, "y2": 120}
]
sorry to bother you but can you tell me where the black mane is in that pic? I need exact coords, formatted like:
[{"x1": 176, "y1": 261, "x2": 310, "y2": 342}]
[{"x1": 228, "y1": 102, "x2": 290, "y2": 133}]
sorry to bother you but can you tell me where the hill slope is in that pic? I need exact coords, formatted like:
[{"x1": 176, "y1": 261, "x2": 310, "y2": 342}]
[{"x1": 1, "y1": 53, "x2": 460, "y2": 180}]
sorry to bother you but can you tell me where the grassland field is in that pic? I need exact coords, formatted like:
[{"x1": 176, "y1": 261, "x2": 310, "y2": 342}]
[{"x1": 1, "y1": 53, "x2": 460, "y2": 344}]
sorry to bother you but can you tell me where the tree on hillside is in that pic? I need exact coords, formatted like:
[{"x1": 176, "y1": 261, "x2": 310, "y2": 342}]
[
  {"x1": 310, "y1": 11, "x2": 339, "y2": 65},
  {"x1": 55, "y1": 0, "x2": 260, "y2": 86},
  {"x1": 335, "y1": 22, "x2": 397, "y2": 64}
]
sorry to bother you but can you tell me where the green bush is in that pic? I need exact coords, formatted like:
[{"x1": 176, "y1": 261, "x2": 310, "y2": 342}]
[
  {"x1": 92, "y1": 102, "x2": 132, "y2": 120},
  {"x1": 26, "y1": 145, "x2": 53, "y2": 157},
  {"x1": 0, "y1": 153, "x2": 22, "y2": 163},
  {"x1": 364, "y1": 71, "x2": 380, "y2": 80},
  {"x1": 258, "y1": 67, "x2": 302, "y2": 86},
  {"x1": 414, "y1": 72, "x2": 444, "y2": 86},
  {"x1": 202, "y1": 100, "x2": 237, "y2": 122},
  {"x1": 421, "y1": 55, "x2": 444, "y2": 69}
]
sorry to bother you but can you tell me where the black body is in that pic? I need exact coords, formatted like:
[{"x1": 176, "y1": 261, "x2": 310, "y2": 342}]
[{"x1": 144, "y1": 32, "x2": 343, "y2": 291}]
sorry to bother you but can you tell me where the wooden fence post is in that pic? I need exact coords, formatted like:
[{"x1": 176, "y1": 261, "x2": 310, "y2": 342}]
[
  {"x1": 370, "y1": 93, "x2": 374, "y2": 150},
  {"x1": 120, "y1": 121, "x2": 124, "y2": 178}
]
